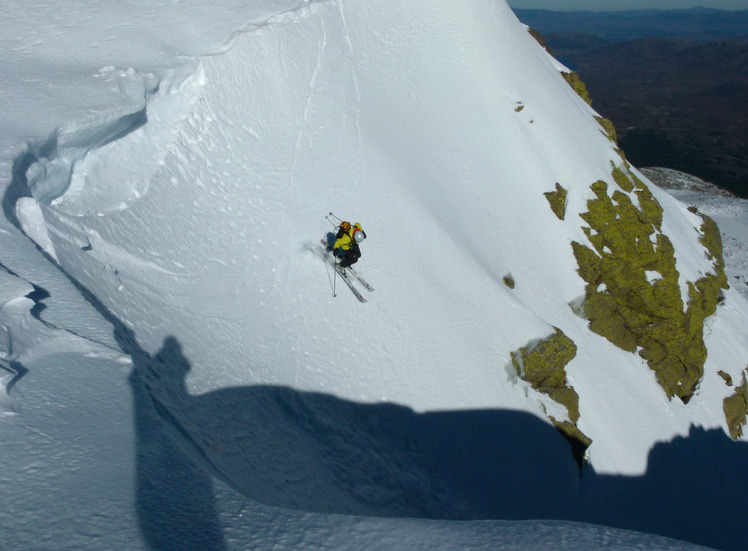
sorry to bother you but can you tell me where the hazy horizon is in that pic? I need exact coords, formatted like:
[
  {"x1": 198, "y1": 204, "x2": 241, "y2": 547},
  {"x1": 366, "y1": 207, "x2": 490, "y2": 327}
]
[{"x1": 508, "y1": 1, "x2": 748, "y2": 11}]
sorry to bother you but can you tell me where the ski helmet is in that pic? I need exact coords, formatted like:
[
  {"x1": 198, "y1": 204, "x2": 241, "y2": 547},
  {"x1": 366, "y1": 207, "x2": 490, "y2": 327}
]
[{"x1": 353, "y1": 229, "x2": 365, "y2": 243}]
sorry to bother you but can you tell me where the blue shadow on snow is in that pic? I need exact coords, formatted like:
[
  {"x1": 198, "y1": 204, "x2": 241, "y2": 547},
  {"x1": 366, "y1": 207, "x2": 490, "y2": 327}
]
[{"x1": 139, "y1": 335, "x2": 748, "y2": 551}]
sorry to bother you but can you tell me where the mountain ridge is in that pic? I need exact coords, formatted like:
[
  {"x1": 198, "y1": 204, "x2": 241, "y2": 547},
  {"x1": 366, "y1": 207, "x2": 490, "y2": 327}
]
[
  {"x1": 514, "y1": 7, "x2": 748, "y2": 198},
  {"x1": 514, "y1": 7, "x2": 748, "y2": 43}
]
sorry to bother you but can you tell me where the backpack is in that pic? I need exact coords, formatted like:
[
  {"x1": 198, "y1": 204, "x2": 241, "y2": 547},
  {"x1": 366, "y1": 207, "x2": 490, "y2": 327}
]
[{"x1": 336, "y1": 221, "x2": 352, "y2": 239}]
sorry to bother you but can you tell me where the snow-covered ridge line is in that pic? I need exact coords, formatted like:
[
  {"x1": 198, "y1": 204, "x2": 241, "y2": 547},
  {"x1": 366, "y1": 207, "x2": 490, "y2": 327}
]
[
  {"x1": 5, "y1": 0, "x2": 325, "y2": 213},
  {"x1": 1, "y1": 2, "x2": 339, "y2": 400},
  {"x1": 21, "y1": 64, "x2": 203, "y2": 219},
  {"x1": 15, "y1": 1, "x2": 342, "y2": 220},
  {"x1": 204, "y1": 0, "x2": 334, "y2": 57}
]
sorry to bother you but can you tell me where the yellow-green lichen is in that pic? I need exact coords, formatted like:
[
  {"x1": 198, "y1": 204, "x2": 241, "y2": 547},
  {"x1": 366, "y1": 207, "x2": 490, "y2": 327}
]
[
  {"x1": 571, "y1": 168, "x2": 729, "y2": 403},
  {"x1": 724, "y1": 371, "x2": 748, "y2": 439},
  {"x1": 527, "y1": 28, "x2": 552, "y2": 54},
  {"x1": 511, "y1": 328, "x2": 590, "y2": 463},
  {"x1": 544, "y1": 183, "x2": 568, "y2": 220},
  {"x1": 562, "y1": 71, "x2": 592, "y2": 105},
  {"x1": 718, "y1": 370, "x2": 734, "y2": 386},
  {"x1": 594, "y1": 116, "x2": 618, "y2": 144},
  {"x1": 549, "y1": 417, "x2": 593, "y2": 467},
  {"x1": 611, "y1": 165, "x2": 636, "y2": 193},
  {"x1": 503, "y1": 274, "x2": 516, "y2": 289},
  {"x1": 699, "y1": 214, "x2": 728, "y2": 277}
]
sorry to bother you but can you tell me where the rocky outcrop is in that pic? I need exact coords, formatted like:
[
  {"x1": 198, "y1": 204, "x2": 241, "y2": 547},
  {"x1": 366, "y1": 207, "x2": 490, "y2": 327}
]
[
  {"x1": 511, "y1": 328, "x2": 591, "y2": 465},
  {"x1": 544, "y1": 183, "x2": 568, "y2": 221},
  {"x1": 570, "y1": 165, "x2": 728, "y2": 403},
  {"x1": 561, "y1": 71, "x2": 592, "y2": 106},
  {"x1": 723, "y1": 370, "x2": 748, "y2": 439}
]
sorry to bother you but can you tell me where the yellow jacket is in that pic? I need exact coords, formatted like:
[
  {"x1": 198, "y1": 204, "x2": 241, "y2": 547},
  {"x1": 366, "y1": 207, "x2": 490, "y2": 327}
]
[{"x1": 334, "y1": 223, "x2": 365, "y2": 251}]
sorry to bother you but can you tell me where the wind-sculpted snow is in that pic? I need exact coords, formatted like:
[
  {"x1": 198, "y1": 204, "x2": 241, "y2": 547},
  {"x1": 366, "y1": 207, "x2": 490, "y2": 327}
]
[
  {"x1": 21, "y1": 0, "x2": 554, "y2": 410},
  {"x1": 22, "y1": 67, "x2": 203, "y2": 219},
  {"x1": 12, "y1": 0, "x2": 748, "y2": 476},
  {"x1": 3, "y1": 0, "x2": 748, "y2": 549}
]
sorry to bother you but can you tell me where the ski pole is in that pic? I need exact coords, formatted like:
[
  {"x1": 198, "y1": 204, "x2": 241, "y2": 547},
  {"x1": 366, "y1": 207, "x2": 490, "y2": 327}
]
[
  {"x1": 328, "y1": 212, "x2": 343, "y2": 223},
  {"x1": 332, "y1": 255, "x2": 338, "y2": 298},
  {"x1": 325, "y1": 214, "x2": 338, "y2": 229}
]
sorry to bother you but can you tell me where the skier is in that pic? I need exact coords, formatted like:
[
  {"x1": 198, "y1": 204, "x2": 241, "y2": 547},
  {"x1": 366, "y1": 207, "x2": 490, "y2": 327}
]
[{"x1": 329, "y1": 221, "x2": 366, "y2": 273}]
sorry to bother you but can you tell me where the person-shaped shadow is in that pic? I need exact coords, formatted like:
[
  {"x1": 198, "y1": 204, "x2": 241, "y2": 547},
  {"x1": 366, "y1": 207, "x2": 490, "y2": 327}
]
[
  {"x1": 4, "y1": 139, "x2": 228, "y2": 551},
  {"x1": 138, "y1": 336, "x2": 748, "y2": 551},
  {"x1": 129, "y1": 337, "x2": 226, "y2": 551},
  {"x1": 137, "y1": 336, "x2": 581, "y2": 520}
]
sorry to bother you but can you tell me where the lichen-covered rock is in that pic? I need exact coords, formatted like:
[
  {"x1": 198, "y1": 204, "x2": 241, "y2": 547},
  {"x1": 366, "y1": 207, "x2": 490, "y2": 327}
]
[
  {"x1": 698, "y1": 214, "x2": 728, "y2": 283},
  {"x1": 510, "y1": 327, "x2": 590, "y2": 463},
  {"x1": 511, "y1": 328, "x2": 579, "y2": 418},
  {"x1": 502, "y1": 274, "x2": 516, "y2": 289},
  {"x1": 544, "y1": 183, "x2": 568, "y2": 221},
  {"x1": 611, "y1": 165, "x2": 635, "y2": 193},
  {"x1": 549, "y1": 416, "x2": 593, "y2": 468},
  {"x1": 527, "y1": 27, "x2": 551, "y2": 54},
  {"x1": 562, "y1": 71, "x2": 592, "y2": 106},
  {"x1": 570, "y1": 166, "x2": 729, "y2": 403},
  {"x1": 724, "y1": 371, "x2": 748, "y2": 439},
  {"x1": 594, "y1": 116, "x2": 618, "y2": 144}
]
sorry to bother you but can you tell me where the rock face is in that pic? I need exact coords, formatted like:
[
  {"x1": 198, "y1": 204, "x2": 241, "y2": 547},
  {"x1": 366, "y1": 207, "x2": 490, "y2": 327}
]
[
  {"x1": 511, "y1": 328, "x2": 591, "y2": 465},
  {"x1": 724, "y1": 371, "x2": 748, "y2": 439},
  {"x1": 526, "y1": 25, "x2": 739, "y2": 449},
  {"x1": 529, "y1": 23, "x2": 742, "y2": 446},
  {"x1": 544, "y1": 183, "x2": 568, "y2": 221},
  {"x1": 561, "y1": 71, "x2": 592, "y2": 105},
  {"x1": 571, "y1": 165, "x2": 728, "y2": 403}
]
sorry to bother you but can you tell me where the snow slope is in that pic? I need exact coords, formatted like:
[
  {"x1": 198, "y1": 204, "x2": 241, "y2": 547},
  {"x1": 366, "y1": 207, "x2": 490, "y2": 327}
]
[
  {"x1": 1, "y1": 0, "x2": 747, "y2": 549},
  {"x1": 642, "y1": 167, "x2": 748, "y2": 299},
  {"x1": 19, "y1": 0, "x2": 746, "y2": 472}
]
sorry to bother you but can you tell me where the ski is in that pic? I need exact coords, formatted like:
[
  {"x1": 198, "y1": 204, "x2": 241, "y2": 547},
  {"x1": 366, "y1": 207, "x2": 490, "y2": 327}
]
[
  {"x1": 322, "y1": 251, "x2": 367, "y2": 303},
  {"x1": 346, "y1": 266, "x2": 374, "y2": 292},
  {"x1": 319, "y1": 238, "x2": 374, "y2": 292},
  {"x1": 318, "y1": 239, "x2": 372, "y2": 302}
]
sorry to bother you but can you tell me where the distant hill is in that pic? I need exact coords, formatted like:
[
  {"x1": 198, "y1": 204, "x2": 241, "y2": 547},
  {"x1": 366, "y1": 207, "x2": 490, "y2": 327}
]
[
  {"x1": 514, "y1": 9, "x2": 748, "y2": 198},
  {"x1": 514, "y1": 8, "x2": 748, "y2": 43}
]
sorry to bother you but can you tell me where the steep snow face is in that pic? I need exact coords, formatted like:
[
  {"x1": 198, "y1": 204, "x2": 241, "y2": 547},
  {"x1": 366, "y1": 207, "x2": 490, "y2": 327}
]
[
  {"x1": 23, "y1": 0, "x2": 575, "y2": 404},
  {"x1": 14, "y1": 0, "x2": 748, "y2": 480}
]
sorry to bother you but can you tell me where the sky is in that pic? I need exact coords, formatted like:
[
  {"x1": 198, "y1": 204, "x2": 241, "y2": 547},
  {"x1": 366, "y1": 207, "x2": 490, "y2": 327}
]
[{"x1": 507, "y1": 0, "x2": 748, "y2": 10}]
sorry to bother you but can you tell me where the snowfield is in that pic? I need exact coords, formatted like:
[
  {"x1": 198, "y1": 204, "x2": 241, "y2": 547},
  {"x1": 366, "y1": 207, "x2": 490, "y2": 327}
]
[
  {"x1": 642, "y1": 167, "x2": 748, "y2": 300},
  {"x1": 1, "y1": 1, "x2": 747, "y2": 550}
]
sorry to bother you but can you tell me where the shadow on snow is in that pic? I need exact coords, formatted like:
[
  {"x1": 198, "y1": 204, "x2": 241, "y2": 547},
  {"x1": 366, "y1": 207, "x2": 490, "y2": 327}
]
[
  {"x1": 139, "y1": 335, "x2": 748, "y2": 551},
  {"x1": 3, "y1": 227, "x2": 747, "y2": 550},
  {"x1": 4, "y1": 143, "x2": 747, "y2": 548}
]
